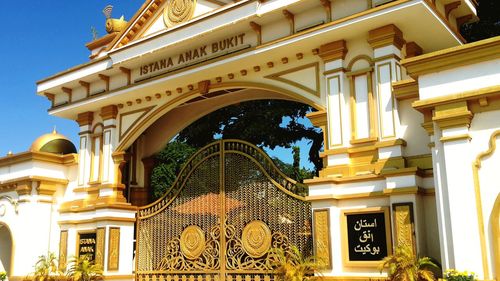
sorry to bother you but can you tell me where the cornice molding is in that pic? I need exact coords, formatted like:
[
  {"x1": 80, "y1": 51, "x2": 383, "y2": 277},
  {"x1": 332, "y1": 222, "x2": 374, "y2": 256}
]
[
  {"x1": 0, "y1": 151, "x2": 77, "y2": 168},
  {"x1": 402, "y1": 36, "x2": 500, "y2": 78}
]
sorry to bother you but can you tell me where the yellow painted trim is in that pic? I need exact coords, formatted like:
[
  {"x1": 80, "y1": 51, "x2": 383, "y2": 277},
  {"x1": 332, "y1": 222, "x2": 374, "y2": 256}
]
[
  {"x1": 382, "y1": 186, "x2": 421, "y2": 195},
  {"x1": 265, "y1": 62, "x2": 321, "y2": 97},
  {"x1": 492, "y1": 195, "x2": 500, "y2": 281},
  {"x1": 380, "y1": 167, "x2": 421, "y2": 177},
  {"x1": 392, "y1": 79, "x2": 418, "y2": 101},
  {"x1": 321, "y1": 138, "x2": 406, "y2": 157},
  {"x1": 118, "y1": 106, "x2": 156, "y2": 141},
  {"x1": 440, "y1": 134, "x2": 471, "y2": 143},
  {"x1": 59, "y1": 216, "x2": 136, "y2": 225},
  {"x1": 305, "y1": 174, "x2": 384, "y2": 185},
  {"x1": 413, "y1": 85, "x2": 500, "y2": 111},
  {"x1": 306, "y1": 191, "x2": 385, "y2": 201},
  {"x1": 471, "y1": 130, "x2": 500, "y2": 280},
  {"x1": 0, "y1": 151, "x2": 77, "y2": 167},
  {"x1": 402, "y1": 36, "x2": 500, "y2": 78}
]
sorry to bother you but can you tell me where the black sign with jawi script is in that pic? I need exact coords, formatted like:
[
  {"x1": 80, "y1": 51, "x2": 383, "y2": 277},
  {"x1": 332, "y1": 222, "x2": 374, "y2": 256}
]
[
  {"x1": 78, "y1": 232, "x2": 97, "y2": 261},
  {"x1": 346, "y1": 212, "x2": 388, "y2": 261}
]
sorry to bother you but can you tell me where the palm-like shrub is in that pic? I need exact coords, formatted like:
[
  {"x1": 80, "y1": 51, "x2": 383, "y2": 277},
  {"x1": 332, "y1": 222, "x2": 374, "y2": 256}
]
[
  {"x1": 379, "y1": 246, "x2": 439, "y2": 281},
  {"x1": 30, "y1": 253, "x2": 64, "y2": 281},
  {"x1": 268, "y1": 246, "x2": 324, "y2": 281},
  {"x1": 66, "y1": 256, "x2": 103, "y2": 281}
]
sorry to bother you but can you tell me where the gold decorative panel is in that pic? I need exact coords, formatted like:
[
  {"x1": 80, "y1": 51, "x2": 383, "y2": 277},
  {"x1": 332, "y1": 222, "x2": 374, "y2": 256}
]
[
  {"x1": 313, "y1": 209, "x2": 332, "y2": 270},
  {"x1": 392, "y1": 203, "x2": 415, "y2": 254},
  {"x1": 59, "y1": 231, "x2": 68, "y2": 270},
  {"x1": 95, "y1": 228, "x2": 106, "y2": 266},
  {"x1": 108, "y1": 227, "x2": 120, "y2": 271},
  {"x1": 136, "y1": 140, "x2": 312, "y2": 281}
]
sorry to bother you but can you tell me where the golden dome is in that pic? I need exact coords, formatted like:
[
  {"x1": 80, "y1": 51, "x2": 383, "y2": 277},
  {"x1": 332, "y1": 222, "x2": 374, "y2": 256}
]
[{"x1": 30, "y1": 129, "x2": 77, "y2": 155}]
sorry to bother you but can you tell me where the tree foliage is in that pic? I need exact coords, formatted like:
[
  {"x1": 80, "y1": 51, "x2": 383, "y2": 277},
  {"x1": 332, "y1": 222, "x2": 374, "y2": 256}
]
[
  {"x1": 461, "y1": 0, "x2": 500, "y2": 42},
  {"x1": 176, "y1": 100, "x2": 323, "y2": 172},
  {"x1": 150, "y1": 141, "x2": 197, "y2": 200}
]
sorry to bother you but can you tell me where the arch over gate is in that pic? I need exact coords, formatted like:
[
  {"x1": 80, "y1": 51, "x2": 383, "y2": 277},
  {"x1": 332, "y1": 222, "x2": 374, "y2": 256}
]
[{"x1": 136, "y1": 140, "x2": 312, "y2": 281}]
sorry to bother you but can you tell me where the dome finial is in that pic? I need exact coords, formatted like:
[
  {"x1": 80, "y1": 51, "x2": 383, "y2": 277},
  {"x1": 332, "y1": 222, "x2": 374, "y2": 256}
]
[{"x1": 52, "y1": 126, "x2": 57, "y2": 134}]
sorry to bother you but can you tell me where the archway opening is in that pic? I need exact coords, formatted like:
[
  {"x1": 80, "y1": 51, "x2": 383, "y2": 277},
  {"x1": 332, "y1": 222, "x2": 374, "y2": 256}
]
[
  {"x1": 0, "y1": 223, "x2": 13, "y2": 277},
  {"x1": 119, "y1": 87, "x2": 323, "y2": 206}
]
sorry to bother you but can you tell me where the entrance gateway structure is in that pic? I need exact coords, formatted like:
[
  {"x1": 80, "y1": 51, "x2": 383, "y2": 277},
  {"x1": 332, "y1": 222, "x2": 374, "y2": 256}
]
[{"x1": 1, "y1": 0, "x2": 500, "y2": 280}]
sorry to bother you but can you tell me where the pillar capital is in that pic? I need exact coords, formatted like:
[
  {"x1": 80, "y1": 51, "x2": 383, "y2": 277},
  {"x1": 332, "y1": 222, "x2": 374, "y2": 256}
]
[
  {"x1": 368, "y1": 24, "x2": 404, "y2": 50},
  {"x1": 306, "y1": 110, "x2": 327, "y2": 127},
  {"x1": 76, "y1": 111, "x2": 94, "y2": 127},
  {"x1": 433, "y1": 101, "x2": 473, "y2": 130},
  {"x1": 318, "y1": 40, "x2": 347, "y2": 62},
  {"x1": 100, "y1": 105, "x2": 118, "y2": 120},
  {"x1": 405, "y1": 42, "x2": 423, "y2": 58}
]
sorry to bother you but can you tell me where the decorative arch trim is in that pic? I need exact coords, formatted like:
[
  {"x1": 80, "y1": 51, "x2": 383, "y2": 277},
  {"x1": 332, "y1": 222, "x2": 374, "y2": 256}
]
[
  {"x1": 472, "y1": 129, "x2": 500, "y2": 280},
  {"x1": 115, "y1": 82, "x2": 325, "y2": 152}
]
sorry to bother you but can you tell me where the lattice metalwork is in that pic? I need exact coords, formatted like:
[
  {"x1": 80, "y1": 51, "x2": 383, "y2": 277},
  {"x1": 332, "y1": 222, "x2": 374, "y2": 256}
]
[{"x1": 136, "y1": 140, "x2": 312, "y2": 281}]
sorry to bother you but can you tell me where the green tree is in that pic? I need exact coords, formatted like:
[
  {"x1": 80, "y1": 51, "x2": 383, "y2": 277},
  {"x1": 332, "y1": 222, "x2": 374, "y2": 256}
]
[
  {"x1": 379, "y1": 246, "x2": 439, "y2": 281},
  {"x1": 176, "y1": 100, "x2": 323, "y2": 173},
  {"x1": 150, "y1": 141, "x2": 197, "y2": 200}
]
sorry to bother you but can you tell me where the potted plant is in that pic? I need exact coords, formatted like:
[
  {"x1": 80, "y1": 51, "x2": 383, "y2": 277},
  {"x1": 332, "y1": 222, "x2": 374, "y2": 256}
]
[
  {"x1": 0, "y1": 271, "x2": 7, "y2": 281},
  {"x1": 379, "y1": 245, "x2": 440, "y2": 281},
  {"x1": 268, "y1": 246, "x2": 324, "y2": 281},
  {"x1": 66, "y1": 256, "x2": 103, "y2": 281},
  {"x1": 444, "y1": 269, "x2": 476, "y2": 281}
]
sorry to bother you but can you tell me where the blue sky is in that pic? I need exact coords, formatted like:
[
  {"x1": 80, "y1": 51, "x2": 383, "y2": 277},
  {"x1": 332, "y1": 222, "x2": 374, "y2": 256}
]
[{"x1": 0, "y1": 1, "x2": 315, "y2": 169}]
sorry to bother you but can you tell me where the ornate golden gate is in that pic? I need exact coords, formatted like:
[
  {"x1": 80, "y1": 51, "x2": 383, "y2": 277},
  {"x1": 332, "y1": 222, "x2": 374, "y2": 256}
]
[{"x1": 136, "y1": 140, "x2": 312, "y2": 281}]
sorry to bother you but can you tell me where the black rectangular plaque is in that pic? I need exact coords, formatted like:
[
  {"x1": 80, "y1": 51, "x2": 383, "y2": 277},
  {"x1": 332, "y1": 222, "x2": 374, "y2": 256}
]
[
  {"x1": 346, "y1": 212, "x2": 388, "y2": 261},
  {"x1": 78, "y1": 232, "x2": 97, "y2": 261}
]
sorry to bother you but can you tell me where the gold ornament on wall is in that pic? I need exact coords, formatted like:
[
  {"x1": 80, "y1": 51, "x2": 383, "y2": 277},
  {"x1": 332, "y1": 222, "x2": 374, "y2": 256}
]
[{"x1": 163, "y1": 0, "x2": 196, "y2": 27}]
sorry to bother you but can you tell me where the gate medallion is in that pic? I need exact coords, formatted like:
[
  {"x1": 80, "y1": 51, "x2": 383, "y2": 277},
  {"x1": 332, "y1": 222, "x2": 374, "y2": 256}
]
[{"x1": 242, "y1": 220, "x2": 272, "y2": 258}]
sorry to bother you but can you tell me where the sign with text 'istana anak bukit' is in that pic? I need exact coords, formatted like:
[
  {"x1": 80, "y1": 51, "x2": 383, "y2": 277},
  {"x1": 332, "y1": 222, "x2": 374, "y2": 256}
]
[
  {"x1": 346, "y1": 212, "x2": 388, "y2": 261},
  {"x1": 139, "y1": 33, "x2": 247, "y2": 77}
]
